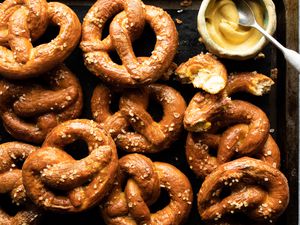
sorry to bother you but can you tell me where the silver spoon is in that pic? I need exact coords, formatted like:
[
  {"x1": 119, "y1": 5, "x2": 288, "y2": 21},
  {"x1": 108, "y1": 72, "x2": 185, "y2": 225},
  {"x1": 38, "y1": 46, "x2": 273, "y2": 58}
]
[{"x1": 235, "y1": 0, "x2": 300, "y2": 73}]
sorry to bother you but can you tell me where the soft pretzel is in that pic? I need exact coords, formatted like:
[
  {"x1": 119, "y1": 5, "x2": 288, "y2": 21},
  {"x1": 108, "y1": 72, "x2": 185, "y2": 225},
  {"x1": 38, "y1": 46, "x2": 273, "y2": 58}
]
[
  {"x1": 0, "y1": 142, "x2": 41, "y2": 225},
  {"x1": 175, "y1": 53, "x2": 228, "y2": 94},
  {"x1": 22, "y1": 119, "x2": 118, "y2": 212},
  {"x1": 0, "y1": 64, "x2": 83, "y2": 143},
  {"x1": 186, "y1": 131, "x2": 280, "y2": 178},
  {"x1": 81, "y1": 0, "x2": 178, "y2": 87},
  {"x1": 197, "y1": 157, "x2": 289, "y2": 223},
  {"x1": 184, "y1": 72, "x2": 274, "y2": 155},
  {"x1": 91, "y1": 83, "x2": 186, "y2": 153},
  {"x1": 101, "y1": 153, "x2": 193, "y2": 225},
  {"x1": 184, "y1": 72, "x2": 274, "y2": 132},
  {"x1": 0, "y1": 0, "x2": 81, "y2": 79}
]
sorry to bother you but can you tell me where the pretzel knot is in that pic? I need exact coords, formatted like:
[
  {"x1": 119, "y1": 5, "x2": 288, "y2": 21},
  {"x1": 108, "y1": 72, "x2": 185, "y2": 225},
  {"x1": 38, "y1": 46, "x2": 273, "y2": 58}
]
[
  {"x1": 0, "y1": 0, "x2": 81, "y2": 79},
  {"x1": 0, "y1": 142, "x2": 41, "y2": 225},
  {"x1": 81, "y1": 0, "x2": 178, "y2": 87},
  {"x1": 91, "y1": 84, "x2": 186, "y2": 153},
  {"x1": 197, "y1": 157, "x2": 289, "y2": 223},
  {"x1": 186, "y1": 131, "x2": 280, "y2": 178},
  {"x1": 101, "y1": 154, "x2": 193, "y2": 225},
  {"x1": 184, "y1": 72, "x2": 274, "y2": 156},
  {"x1": 22, "y1": 119, "x2": 119, "y2": 212},
  {"x1": 0, "y1": 64, "x2": 83, "y2": 144}
]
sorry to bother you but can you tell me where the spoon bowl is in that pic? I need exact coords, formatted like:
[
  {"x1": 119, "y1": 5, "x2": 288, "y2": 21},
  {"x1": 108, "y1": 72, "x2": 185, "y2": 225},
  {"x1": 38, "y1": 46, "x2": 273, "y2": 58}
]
[
  {"x1": 235, "y1": 0, "x2": 256, "y2": 27},
  {"x1": 235, "y1": 0, "x2": 300, "y2": 73}
]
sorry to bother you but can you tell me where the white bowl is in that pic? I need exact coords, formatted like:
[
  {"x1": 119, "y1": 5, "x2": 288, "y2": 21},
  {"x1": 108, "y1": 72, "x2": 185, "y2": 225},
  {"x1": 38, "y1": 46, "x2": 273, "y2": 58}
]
[{"x1": 197, "y1": 0, "x2": 277, "y2": 60}]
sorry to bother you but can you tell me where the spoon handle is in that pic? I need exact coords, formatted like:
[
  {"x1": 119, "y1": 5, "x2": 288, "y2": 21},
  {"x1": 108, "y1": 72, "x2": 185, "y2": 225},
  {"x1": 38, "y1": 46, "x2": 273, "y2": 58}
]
[{"x1": 254, "y1": 23, "x2": 300, "y2": 73}]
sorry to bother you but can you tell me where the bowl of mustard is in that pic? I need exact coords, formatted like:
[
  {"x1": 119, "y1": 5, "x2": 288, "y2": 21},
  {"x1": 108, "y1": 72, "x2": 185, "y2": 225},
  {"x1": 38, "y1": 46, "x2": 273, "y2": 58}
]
[{"x1": 197, "y1": 0, "x2": 276, "y2": 60}]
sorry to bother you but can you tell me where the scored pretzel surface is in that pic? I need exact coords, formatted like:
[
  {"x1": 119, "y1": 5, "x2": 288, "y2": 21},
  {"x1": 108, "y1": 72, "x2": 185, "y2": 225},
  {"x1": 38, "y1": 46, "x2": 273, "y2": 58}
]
[
  {"x1": 22, "y1": 119, "x2": 118, "y2": 212},
  {"x1": 0, "y1": 0, "x2": 81, "y2": 79},
  {"x1": 81, "y1": 0, "x2": 178, "y2": 87},
  {"x1": 197, "y1": 157, "x2": 289, "y2": 224},
  {"x1": 0, "y1": 142, "x2": 41, "y2": 225},
  {"x1": 0, "y1": 64, "x2": 83, "y2": 143},
  {"x1": 91, "y1": 83, "x2": 186, "y2": 153},
  {"x1": 101, "y1": 153, "x2": 193, "y2": 225}
]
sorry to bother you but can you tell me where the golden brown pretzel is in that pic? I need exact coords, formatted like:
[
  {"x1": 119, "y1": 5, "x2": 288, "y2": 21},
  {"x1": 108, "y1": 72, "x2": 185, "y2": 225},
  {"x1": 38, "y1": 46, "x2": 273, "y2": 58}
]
[
  {"x1": 0, "y1": 64, "x2": 83, "y2": 143},
  {"x1": 184, "y1": 73, "x2": 273, "y2": 156},
  {"x1": 81, "y1": 0, "x2": 178, "y2": 87},
  {"x1": 91, "y1": 83, "x2": 186, "y2": 153},
  {"x1": 0, "y1": 142, "x2": 41, "y2": 225},
  {"x1": 101, "y1": 153, "x2": 193, "y2": 225},
  {"x1": 197, "y1": 157, "x2": 289, "y2": 223},
  {"x1": 184, "y1": 72, "x2": 274, "y2": 132},
  {"x1": 0, "y1": 0, "x2": 81, "y2": 79},
  {"x1": 186, "y1": 131, "x2": 280, "y2": 178},
  {"x1": 175, "y1": 53, "x2": 228, "y2": 94},
  {"x1": 22, "y1": 119, "x2": 118, "y2": 212}
]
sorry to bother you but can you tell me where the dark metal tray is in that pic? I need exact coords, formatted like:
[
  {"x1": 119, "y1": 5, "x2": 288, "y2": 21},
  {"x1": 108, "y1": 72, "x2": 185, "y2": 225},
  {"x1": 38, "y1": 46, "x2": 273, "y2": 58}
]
[{"x1": 1, "y1": 0, "x2": 298, "y2": 224}]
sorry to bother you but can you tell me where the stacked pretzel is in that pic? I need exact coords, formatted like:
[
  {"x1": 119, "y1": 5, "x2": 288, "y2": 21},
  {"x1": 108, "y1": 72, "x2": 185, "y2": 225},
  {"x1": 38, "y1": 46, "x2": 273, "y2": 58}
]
[
  {"x1": 0, "y1": 0, "x2": 85, "y2": 223},
  {"x1": 0, "y1": 0, "x2": 290, "y2": 224},
  {"x1": 179, "y1": 54, "x2": 289, "y2": 224}
]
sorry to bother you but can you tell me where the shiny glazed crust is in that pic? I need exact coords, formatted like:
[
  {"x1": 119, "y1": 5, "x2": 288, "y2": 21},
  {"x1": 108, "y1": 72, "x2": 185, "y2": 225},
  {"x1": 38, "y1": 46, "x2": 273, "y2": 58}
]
[
  {"x1": 22, "y1": 119, "x2": 118, "y2": 213},
  {"x1": 186, "y1": 132, "x2": 280, "y2": 178},
  {"x1": 91, "y1": 83, "x2": 186, "y2": 153},
  {"x1": 0, "y1": 64, "x2": 83, "y2": 144},
  {"x1": 197, "y1": 157, "x2": 289, "y2": 223},
  {"x1": 0, "y1": 142, "x2": 41, "y2": 225},
  {"x1": 184, "y1": 72, "x2": 277, "y2": 178},
  {"x1": 81, "y1": 0, "x2": 178, "y2": 87},
  {"x1": 0, "y1": 0, "x2": 81, "y2": 79},
  {"x1": 101, "y1": 153, "x2": 193, "y2": 225}
]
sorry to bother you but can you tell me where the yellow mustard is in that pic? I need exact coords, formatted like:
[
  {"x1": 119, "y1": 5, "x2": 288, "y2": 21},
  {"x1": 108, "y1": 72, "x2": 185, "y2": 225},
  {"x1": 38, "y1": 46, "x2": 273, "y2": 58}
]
[{"x1": 205, "y1": 0, "x2": 265, "y2": 50}]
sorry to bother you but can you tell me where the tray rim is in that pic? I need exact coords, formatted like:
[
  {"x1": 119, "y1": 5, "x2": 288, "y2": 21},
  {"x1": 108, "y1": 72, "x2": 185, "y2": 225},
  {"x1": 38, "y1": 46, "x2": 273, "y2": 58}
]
[{"x1": 282, "y1": 0, "x2": 299, "y2": 224}]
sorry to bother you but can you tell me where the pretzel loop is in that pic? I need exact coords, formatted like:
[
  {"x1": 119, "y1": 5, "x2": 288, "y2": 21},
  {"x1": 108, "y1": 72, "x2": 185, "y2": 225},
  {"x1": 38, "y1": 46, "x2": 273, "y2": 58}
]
[
  {"x1": 0, "y1": 142, "x2": 40, "y2": 225},
  {"x1": 22, "y1": 119, "x2": 118, "y2": 212},
  {"x1": 81, "y1": 0, "x2": 145, "y2": 52},
  {"x1": 81, "y1": 0, "x2": 178, "y2": 87},
  {"x1": 0, "y1": 64, "x2": 83, "y2": 143},
  {"x1": 184, "y1": 73, "x2": 277, "y2": 179},
  {"x1": 197, "y1": 157, "x2": 289, "y2": 223},
  {"x1": 0, "y1": 0, "x2": 81, "y2": 78},
  {"x1": 184, "y1": 73, "x2": 273, "y2": 153},
  {"x1": 0, "y1": 0, "x2": 48, "y2": 44},
  {"x1": 91, "y1": 84, "x2": 186, "y2": 153},
  {"x1": 101, "y1": 154, "x2": 193, "y2": 225}
]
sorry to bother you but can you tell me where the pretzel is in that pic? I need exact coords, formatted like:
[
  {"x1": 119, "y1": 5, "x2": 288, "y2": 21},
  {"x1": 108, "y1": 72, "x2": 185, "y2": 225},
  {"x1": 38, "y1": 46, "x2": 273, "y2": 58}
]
[
  {"x1": 0, "y1": 64, "x2": 83, "y2": 143},
  {"x1": 186, "y1": 131, "x2": 280, "y2": 178},
  {"x1": 101, "y1": 153, "x2": 193, "y2": 224},
  {"x1": 22, "y1": 119, "x2": 118, "y2": 212},
  {"x1": 91, "y1": 83, "x2": 186, "y2": 153},
  {"x1": 184, "y1": 72, "x2": 274, "y2": 156},
  {"x1": 175, "y1": 53, "x2": 227, "y2": 94},
  {"x1": 197, "y1": 157, "x2": 289, "y2": 223},
  {"x1": 0, "y1": 142, "x2": 41, "y2": 225},
  {"x1": 81, "y1": 0, "x2": 178, "y2": 87},
  {"x1": 184, "y1": 72, "x2": 274, "y2": 132},
  {"x1": 0, "y1": 0, "x2": 81, "y2": 79}
]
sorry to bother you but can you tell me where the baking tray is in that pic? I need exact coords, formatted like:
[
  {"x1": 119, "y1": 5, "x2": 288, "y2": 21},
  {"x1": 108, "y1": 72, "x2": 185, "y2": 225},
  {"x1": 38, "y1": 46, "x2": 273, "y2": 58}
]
[{"x1": 0, "y1": 0, "x2": 298, "y2": 224}]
